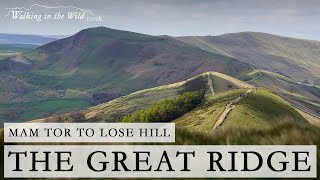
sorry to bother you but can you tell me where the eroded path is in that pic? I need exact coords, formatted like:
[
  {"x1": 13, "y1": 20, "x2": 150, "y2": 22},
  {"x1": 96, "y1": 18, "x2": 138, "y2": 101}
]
[
  {"x1": 209, "y1": 89, "x2": 252, "y2": 133},
  {"x1": 207, "y1": 73, "x2": 214, "y2": 95}
]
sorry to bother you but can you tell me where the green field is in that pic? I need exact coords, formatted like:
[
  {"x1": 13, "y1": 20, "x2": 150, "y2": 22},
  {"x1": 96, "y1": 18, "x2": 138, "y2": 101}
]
[
  {"x1": 0, "y1": 44, "x2": 38, "y2": 59},
  {"x1": 0, "y1": 98, "x2": 90, "y2": 123}
]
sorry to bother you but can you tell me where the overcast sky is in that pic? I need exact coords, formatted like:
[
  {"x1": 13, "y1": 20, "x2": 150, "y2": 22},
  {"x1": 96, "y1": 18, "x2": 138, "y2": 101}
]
[{"x1": 1, "y1": 0, "x2": 320, "y2": 40}]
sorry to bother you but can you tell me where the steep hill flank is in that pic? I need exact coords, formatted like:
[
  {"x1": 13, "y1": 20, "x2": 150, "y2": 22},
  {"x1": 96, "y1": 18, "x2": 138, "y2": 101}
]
[
  {"x1": 3, "y1": 27, "x2": 250, "y2": 92},
  {"x1": 179, "y1": 32, "x2": 320, "y2": 84}
]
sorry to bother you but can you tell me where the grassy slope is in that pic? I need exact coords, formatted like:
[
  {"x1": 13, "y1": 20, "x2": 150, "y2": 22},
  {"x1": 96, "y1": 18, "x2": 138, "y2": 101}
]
[
  {"x1": 175, "y1": 89, "x2": 246, "y2": 132},
  {"x1": 179, "y1": 33, "x2": 320, "y2": 126},
  {"x1": 2, "y1": 72, "x2": 320, "y2": 178},
  {"x1": 223, "y1": 89, "x2": 305, "y2": 129},
  {"x1": 81, "y1": 71, "x2": 319, "y2": 148},
  {"x1": 178, "y1": 32, "x2": 320, "y2": 83},
  {"x1": 246, "y1": 70, "x2": 320, "y2": 121},
  {"x1": 21, "y1": 27, "x2": 249, "y2": 92},
  {"x1": 175, "y1": 89, "x2": 306, "y2": 132},
  {"x1": 34, "y1": 71, "x2": 313, "y2": 136},
  {"x1": 173, "y1": 85, "x2": 319, "y2": 175},
  {"x1": 82, "y1": 72, "x2": 252, "y2": 122}
]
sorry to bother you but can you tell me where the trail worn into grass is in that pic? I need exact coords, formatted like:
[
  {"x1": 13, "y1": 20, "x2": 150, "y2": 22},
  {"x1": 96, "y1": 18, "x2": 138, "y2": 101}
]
[
  {"x1": 249, "y1": 66, "x2": 263, "y2": 81},
  {"x1": 295, "y1": 107, "x2": 320, "y2": 128},
  {"x1": 0, "y1": 74, "x2": 35, "y2": 87},
  {"x1": 210, "y1": 89, "x2": 252, "y2": 133},
  {"x1": 207, "y1": 73, "x2": 214, "y2": 95}
]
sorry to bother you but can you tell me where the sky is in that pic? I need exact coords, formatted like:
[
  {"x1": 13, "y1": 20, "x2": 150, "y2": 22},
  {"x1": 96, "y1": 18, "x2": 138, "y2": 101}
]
[{"x1": 1, "y1": 0, "x2": 320, "y2": 40}]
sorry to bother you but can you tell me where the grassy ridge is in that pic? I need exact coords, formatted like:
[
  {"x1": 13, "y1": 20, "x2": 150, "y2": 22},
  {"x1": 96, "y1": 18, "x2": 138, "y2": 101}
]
[
  {"x1": 224, "y1": 89, "x2": 305, "y2": 129},
  {"x1": 175, "y1": 89, "x2": 246, "y2": 132},
  {"x1": 1, "y1": 72, "x2": 319, "y2": 178},
  {"x1": 82, "y1": 72, "x2": 252, "y2": 122},
  {"x1": 176, "y1": 88, "x2": 306, "y2": 133}
]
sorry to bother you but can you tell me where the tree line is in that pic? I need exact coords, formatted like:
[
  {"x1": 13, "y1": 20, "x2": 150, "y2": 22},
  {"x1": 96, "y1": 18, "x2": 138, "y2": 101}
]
[{"x1": 122, "y1": 90, "x2": 205, "y2": 123}]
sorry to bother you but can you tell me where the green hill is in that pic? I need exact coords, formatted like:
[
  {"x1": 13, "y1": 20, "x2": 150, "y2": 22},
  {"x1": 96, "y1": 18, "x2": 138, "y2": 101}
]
[
  {"x1": 81, "y1": 71, "x2": 252, "y2": 122},
  {"x1": 37, "y1": 72, "x2": 251, "y2": 122},
  {"x1": 4, "y1": 27, "x2": 249, "y2": 91},
  {"x1": 108, "y1": 73, "x2": 318, "y2": 148},
  {"x1": 176, "y1": 32, "x2": 320, "y2": 126},
  {"x1": 11, "y1": 72, "x2": 320, "y2": 176},
  {"x1": 43, "y1": 71, "x2": 313, "y2": 132},
  {"x1": 243, "y1": 69, "x2": 320, "y2": 122},
  {"x1": 79, "y1": 71, "x2": 317, "y2": 140},
  {"x1": 0, "y1": 27, "x2": 251, "y2": 123},
  {"x1": 175, "y1": 88, "x2": 306, "y2": 132},
  {"x1": 38, "y1": 71, "x2": 320, "y2": 148}
]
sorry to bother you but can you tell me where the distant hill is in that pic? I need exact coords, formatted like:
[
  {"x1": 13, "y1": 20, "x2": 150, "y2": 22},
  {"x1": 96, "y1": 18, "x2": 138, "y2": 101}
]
[
  {"x1": 0, "y1": 33, "x2": 58, "y2": 45},
  {"x1": 42, "y1": 35, "x2": 70, "y2": 39},
  {"x1": 1, "y1": 27, "x2": 250, "y2": 92},
  {"x1": 178, "y1": 32, "x2": 320, "y2": 85},
  {"x1": 0, "y1": 44, "x2": 39, "y2": 52}
]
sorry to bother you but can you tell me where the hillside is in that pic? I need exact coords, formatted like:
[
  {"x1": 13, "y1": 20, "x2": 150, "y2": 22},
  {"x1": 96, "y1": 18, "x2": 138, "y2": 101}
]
[
  {"x1": 175, "y1": 88, "x2": 306, "y2": 132},
  {"x1": 2, "y1": 84, "x2": 320, "y2": 178},
  {"x1": 7, "y1": 72, "x2": 320, "y2": 177},
  {"x1": 93, "y1": 72, "x2": 319, "y2": 145},
  {"x1": 36, "y1": 71, "x2": 320, "y2": 147},
  {"x1": 5, "y1": 27, "x2": 249, "y2": 89},
  {"x1": 0, "y1": 27, "x2": 251, "y2": 123},
  {"x1": 242, "y1": 68, "x2": 320, "y2": 121},
  {"x1": 42, "y1": 71, "x2": 314, "y2": 130},
  {"x1": 43, "y1": 71, "x2": 252, "y2": 122},
  {"x1": 178, "y1": 32, "x2": 320, "y2": 84}
]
